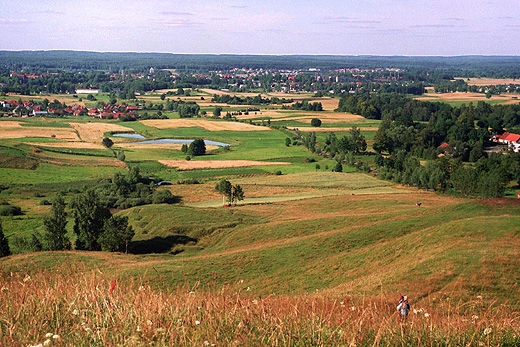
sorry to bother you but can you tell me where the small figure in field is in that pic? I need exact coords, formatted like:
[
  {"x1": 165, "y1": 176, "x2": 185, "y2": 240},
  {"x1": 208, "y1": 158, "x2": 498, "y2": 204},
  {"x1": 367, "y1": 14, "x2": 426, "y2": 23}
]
[
  {"x1": 397, "y1": 295, "x2": 410, "y2": 319},
  {"x1": 416, "y1": 202, "x2": 422, "y2": 207}
]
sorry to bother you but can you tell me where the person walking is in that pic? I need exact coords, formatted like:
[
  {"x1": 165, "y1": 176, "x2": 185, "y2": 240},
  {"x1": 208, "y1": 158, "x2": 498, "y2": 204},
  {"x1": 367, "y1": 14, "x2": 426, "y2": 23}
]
[{"x1": 397, "y1": 295, "x2": 410, "y2": 320}]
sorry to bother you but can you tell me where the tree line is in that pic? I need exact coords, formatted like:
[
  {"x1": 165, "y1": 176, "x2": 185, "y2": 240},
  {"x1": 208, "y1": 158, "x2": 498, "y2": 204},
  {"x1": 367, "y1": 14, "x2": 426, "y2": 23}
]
[{"x1": 335, "y1": 92, "x2": 520, "y2": 198}]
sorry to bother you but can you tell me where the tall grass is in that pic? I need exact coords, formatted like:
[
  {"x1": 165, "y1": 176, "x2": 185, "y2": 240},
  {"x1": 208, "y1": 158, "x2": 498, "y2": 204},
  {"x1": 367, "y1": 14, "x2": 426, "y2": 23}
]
[{"x1": 0, "y1": 267, "x2": 518, "y2": 346}]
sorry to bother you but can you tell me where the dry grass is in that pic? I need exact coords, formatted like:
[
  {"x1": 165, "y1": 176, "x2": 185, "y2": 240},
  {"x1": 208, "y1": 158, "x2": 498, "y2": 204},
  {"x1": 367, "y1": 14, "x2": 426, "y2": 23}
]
[
  {"x1": 141, "y1": 119, "x2": 271, "y2": 132},
  {"x1": 416, "y1": 91, "x2": 520, "y2": 105},
  {"x1": 1, "y1": 267, "x2": 517, "y2": 346},
  {"x1": 461, "y1": 77, "x2": 520, "y2": 86},
  {"x1": 0, "y1": 121, "x2": 79, "y2": 141},
  {"x1": 159, "y1": 159, "x2": 291, "y2": 170},
  {"x1": 69, "y1": 122, "x2": 134, "y2": 143},
  {"x1": 24, "y1": 141, "x2": 105, "y2": 149}
]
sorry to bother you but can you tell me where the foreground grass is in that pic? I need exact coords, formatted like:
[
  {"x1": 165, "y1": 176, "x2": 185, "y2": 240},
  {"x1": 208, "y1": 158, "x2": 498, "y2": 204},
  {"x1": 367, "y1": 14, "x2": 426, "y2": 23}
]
[{"x1": 0, "y1": 267, "x2": 518, "y2": 347}]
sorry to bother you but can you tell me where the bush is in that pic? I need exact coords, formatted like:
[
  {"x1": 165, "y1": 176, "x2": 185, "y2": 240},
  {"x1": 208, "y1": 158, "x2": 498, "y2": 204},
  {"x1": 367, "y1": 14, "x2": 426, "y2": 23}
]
[
  {"x1": 274, "y1": 170, "x2": 282, "y2": 175},
  {"x1": 310, "y1": 118, "x2": 322, "y2": 127},
  {"x1": 152, "y1": 190, "x2": 176, "y2": 204},
  {"x1": 40, "y1": 199, "x2": 52, "y2": 206},
  {"x1": 0, "y1": 205, "x2": 23, "y2": 216}
]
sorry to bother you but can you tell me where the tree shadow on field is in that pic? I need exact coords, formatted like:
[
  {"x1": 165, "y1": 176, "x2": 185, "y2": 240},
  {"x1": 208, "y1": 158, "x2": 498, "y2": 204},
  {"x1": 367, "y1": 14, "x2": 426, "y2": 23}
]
[{"x1": 128, "y1": 235, "x2": 197, "y2": 254}]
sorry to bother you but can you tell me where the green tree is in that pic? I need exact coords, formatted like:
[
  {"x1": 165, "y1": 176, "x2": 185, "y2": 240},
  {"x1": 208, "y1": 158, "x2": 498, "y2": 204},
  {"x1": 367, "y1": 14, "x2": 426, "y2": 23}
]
[
  {"x1": 310, "y1": 118, "x2": 322, "y2": 127},
  {"x1": 98, "y1": 215, "x2": 134, "y2": 253},
  {"x1": 189, "y1": 139, "x2": 206, "y2": 156},
  {"x1": 285, "y1": 137, "x2": 291, "y2": 147},
  {"x1": 71, "y1": 189, "x2": 111, "y2": 251},
  {"x1": 0, "y1": 221, "x2": 11, "y2": 257},
  {"x1": 232, "y1": 185, "x2": 245, "y2": 205},
  {"x1": 213, "y1": 107, "x2": 222, "y2": 118},
  {"x1": 102, "y1": 137, "x2": 114, "y2": 148},
  {"x1": 216, "y1": 179, "x2": 233, "y2": 204},
  {"x1": 43, "y1": 194, "x2": 71, "y2": 251}
]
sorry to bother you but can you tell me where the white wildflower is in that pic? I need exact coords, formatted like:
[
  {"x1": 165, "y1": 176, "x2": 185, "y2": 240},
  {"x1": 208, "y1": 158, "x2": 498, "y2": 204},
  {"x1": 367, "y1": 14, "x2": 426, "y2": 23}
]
[
  {"x1": 52, "y1": 335, "x2": 60, "y2": 340},
  {"x1": 146, "y1": 320, "x2": 153, "y2": 326},
  {"x1": 195, "y1": 320, "x2": 201, "y2": 325},
  {"x1": 483, "y1": 327, "x2": 492, "y2": 335},
  {"x1": 477, "y1": 295, "x2": 483, "y2": 300},
  {"x1": 204, "y1": 341, "x2": 210, "y2": 346},
  {"x1": 23, "y1": 275, "x2": 31, "y2": 282},
  {"x1": 45, "y1": 333, "x2": 53, "y2": 338},
  {"x1": 136, "y1": 325, "x2": 141, "y2": 332},
  {"x1": 413, "y1": 309, "x2": 418, "y2": 314},
  {"x1": 424, "y1": 313, "x2": 430, "y2": 318},
  {"x1": 43, "y1": 339, "x2": 51, "y2": 346},
  {"x1": 252, "y1": 299, "x2": 258, "y2": 305},
  {"x1": 472, "y1": 315, "x2": 479, "y2": 321},
  {"x1": 138, "y1": 285, "x2": 145, "y2": 291},
  {"x1": 72, "y1": 309, "x2": 79, "y2": 316},
  {"x1": 350, "y1": 306, "x2": 356, "y2": 311}
]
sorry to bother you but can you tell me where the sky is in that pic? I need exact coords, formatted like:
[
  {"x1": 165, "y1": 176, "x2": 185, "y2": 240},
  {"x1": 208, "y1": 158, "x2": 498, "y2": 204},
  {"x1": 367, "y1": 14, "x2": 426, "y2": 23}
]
[{"x1": 1, "y1": 0, "x2": 519, "y2": 56}]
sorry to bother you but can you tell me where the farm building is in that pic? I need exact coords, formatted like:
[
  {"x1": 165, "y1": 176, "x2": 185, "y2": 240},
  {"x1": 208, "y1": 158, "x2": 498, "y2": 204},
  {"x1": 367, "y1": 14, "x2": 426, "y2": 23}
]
[{"x1": 496, "y1": 132, "x2": 520, "y2": 152}]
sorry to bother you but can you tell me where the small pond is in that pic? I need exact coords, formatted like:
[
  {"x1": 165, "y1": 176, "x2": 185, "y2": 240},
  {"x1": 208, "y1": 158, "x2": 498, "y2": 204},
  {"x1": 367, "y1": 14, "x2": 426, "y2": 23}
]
[{"x1": 113, "y1": 133, "x2": 229, "y2": 147}]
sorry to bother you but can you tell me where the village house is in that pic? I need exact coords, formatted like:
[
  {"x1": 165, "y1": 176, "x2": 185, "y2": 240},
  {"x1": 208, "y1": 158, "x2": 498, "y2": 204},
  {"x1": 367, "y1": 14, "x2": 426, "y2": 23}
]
[{"x1": 496, "y1": 132, "x2": 520, "y2": 152}]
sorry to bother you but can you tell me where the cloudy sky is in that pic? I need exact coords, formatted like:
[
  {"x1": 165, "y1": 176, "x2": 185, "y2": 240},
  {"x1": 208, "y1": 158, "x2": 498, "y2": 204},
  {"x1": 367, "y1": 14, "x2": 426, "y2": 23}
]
[{"x1": 1, "y1": 0, "x2": 519, "y2": 55}]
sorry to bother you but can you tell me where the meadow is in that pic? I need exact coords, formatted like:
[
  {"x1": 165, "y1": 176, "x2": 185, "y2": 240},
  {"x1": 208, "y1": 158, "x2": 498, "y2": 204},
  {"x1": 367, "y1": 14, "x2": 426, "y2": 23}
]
[{"x1": 1, "y1": 89, "x2": 519, "y2": 346}]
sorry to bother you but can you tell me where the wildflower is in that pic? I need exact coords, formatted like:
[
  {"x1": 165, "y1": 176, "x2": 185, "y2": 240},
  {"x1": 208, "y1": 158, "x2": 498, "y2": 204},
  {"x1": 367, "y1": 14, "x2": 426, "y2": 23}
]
[
  {"x1": 350, "y1": 306, "x2": 356, "y2": 311},
  {"x1": 424, "y1": 313, "x2": 430, "y2": 318},
  {"x1": 146, "y1": 320, "x2": 153, "y2": 326},
  {"x1": 23, "y1": 274, "x2": 31, "y2": 282},
  {"x1": 483, "y1": 327, "x2": 492, "y2": 335},
  {"x1": 1, "y1": 286, "x2": 8, "y2": 292},
  {"x1": 108, "y1": 279, "x2": 117, "y2": 295},
  {"x1": 138, "y1": 285, "x2": 145, "y2": 291},
  {"x1": 72, "y1": 309, "x2": 79, "y2": 316},
  {"x1": 52, "y1": 335, "x2": 60, "y2": 340},
  {"x1": 43, "y1": 339, "x2": 51, "y2": 346},
  {"x1": 137, "y1": 325, "x2": 141, "y2": 332},
  {"x1": 252, "y1": 299, "x2": 258, "y2": 305},
  {"x1": 195, "y1": 320, "x2": 201, "y2": 325},
  {"x1": 204, "y1": 341, "x2": 210, "y2": 346},
  {"x1": 45, "y1": 333, "x2": 53, "y2": 338},
  {"x1": 472, "y1": 315, "x2": 479, "y2": 321},
  {"x1": 246, "y1": 286, "x2": 251, "y2": 291},
  {"x1": 477, "y1": 295, "x2": 483, "y2": 300},
  {"x1": 413, "y1": 309, "x2": 418, "y2": 314}
]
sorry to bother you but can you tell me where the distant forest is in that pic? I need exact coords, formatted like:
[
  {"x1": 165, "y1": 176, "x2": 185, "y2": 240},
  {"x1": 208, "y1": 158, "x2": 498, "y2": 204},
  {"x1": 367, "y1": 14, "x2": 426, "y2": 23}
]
[{"x1": 1, "y1": 51, "x2": 520, "y2": 77}]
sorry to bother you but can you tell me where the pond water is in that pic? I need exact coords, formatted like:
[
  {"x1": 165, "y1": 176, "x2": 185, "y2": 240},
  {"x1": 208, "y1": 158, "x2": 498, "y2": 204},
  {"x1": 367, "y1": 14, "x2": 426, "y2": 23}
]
[
  {"x1": 113, "y1": 133, "x2": 146, "y2": 139},
  {"x1": 112, "y1": 133, "x2": 229, "y2": 147}
]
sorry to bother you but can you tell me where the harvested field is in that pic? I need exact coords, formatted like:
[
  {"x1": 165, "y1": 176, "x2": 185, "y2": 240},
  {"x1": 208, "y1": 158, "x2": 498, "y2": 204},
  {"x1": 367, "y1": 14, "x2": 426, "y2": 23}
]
[
  {"x1": 159, "y1": 159, "x2": 291, "y2": 170},
  {"x1": 0, "y1": 121, "x2": 79, "y2": 141},
  {"x1": 69, "y1": 122, "x2": 134, "y2": 143},
  {"x1": 141, "y1": 119, "x2": 270, "y2": 131},
  {"x1": 461, "y1": 77, "x2": 520, "y2": 86},
  {"x1": 25, "y1": 141, "x2": 105, "y2": 149},
  {"x1": 289, "y1": 126, "x2": 376, "y2": 132},
  {"x1": 416, "y1": 91, "x2": 520, "y2": 105}
]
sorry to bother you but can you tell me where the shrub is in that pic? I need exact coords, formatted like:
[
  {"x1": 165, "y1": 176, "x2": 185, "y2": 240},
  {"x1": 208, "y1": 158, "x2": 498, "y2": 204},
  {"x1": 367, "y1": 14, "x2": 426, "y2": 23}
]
[
  {"x1": 310, "y1": 118, "x2": 322, "y2": 127},
  {"x1": 275, "y1": 170, "x2": 282, "y2": 175},
  {"x1": 0, "y1": 205, "x2": 23, "y2": 216}
]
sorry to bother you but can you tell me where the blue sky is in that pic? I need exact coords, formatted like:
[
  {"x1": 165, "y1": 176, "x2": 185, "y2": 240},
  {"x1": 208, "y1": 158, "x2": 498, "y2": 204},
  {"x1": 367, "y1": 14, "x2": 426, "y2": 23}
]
[{"x1": 1, "y1": 0, "x2": 519, "y2": 55}]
